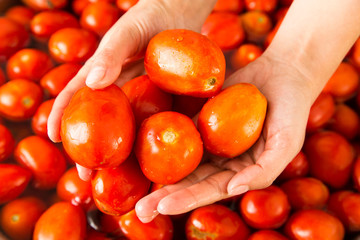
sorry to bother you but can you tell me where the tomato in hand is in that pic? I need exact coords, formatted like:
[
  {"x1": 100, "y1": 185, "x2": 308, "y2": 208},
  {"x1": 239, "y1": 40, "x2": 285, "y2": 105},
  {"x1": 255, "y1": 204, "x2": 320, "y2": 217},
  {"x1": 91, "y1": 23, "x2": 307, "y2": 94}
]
[
  {"x1": 14, "y1": 135, "x2": 67, "y2": 189},
  {"x1": 135, "y1": 111, "x2": 203, "y2": 184},
  {"x1": 116, "y1": 0, "x2": 138, "y2": 13},
  {"x1": 172, "y1": 95, "x2": 207, "y2": 119},
  {"x1": 244, "y1": 0, "x2": 278, "y2": 13},
  {"x1": 284, "y1": 209, "x2": 344, "y2": 240},
  {"x1": 7, "y1": 49, "x2": 54, "y2": 82},
  {"x1": 33, "y1": 202, "x2": 86, "y2": 240},
  {"x1": 186, "y1": 204, "x2": 250, "y2": 240},
  {"x1": 121, "y1": 75, "x2": 173, "y2": 127},
  {"x1": 61, "y1": 85, "x2": 135, "y2": 169},
  {"x1": 248, "y1": 230, "x2": 289, "y2": 240},
  {"x1": 198, "y1": 83, "x2": 267, "y2": 158},
  {"x1": 5, "y1": 6, "x2": 35, "y2": 30},
  {"x1": 0, "y1": 79, "x2": 43, "y2": 121},
  {"x1": 0, "y1": 124, "x2": 15, "y2": 162},
  {"x1": 0, "y1": 197, "x2": 46, "y2": 240},
  {"x1": 231, "y1": 43, "x2": 263, "y2": 69},
  {"x1": 0, "y1": 164, "x2": 32, "y2": 204},
  {"x1": 91, "y1": 156, "x2": 150, "y2": 215},
  {"x1": 213, "y1": 0, "x2": 244, "y2": 13},
  {"x1": 277, "y1": 151, "x2": 309, "y2": 182},
  {"x1": 22, "y1": 0, "x2": 68, "y2": 10},
  {"x1": 48, "y1": 27, "x2": 98, "y2": 63},
  {"x1": 241, "y1": 11, "x2": 272, "y2": 43},
  {"x1": 119, "y1": 209, "x2": 173, "y2": 240},
  {"x1": 31, "y1": 99, "x2": 55, "y2": 139},
  {"x1": 328, "y1": 103, "x2": 360, "y2": 140},
  {"x1": 306, "y1": 92, "x2": 335, "y2": 132},
  {"x1": 145, "y1": 29, "x2": 225, "y2": 97}
]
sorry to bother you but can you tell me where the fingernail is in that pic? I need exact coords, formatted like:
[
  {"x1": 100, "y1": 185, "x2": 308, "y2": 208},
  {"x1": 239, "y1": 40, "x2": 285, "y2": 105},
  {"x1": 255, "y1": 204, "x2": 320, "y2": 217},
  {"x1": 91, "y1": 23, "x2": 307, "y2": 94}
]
[
  {"x1": 138, "y1": 216, "x2": 155, "y2": 223},
  {"x1": 228, "y1": 185, "x2": 249, "y2": 196},
  {"x1": 86, "y1": 67, "x2": 105, "y2": 86}
]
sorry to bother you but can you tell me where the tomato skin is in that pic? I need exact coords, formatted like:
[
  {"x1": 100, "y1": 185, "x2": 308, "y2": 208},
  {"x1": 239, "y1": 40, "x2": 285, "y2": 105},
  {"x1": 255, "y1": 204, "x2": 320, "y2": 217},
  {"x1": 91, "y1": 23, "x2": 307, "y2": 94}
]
[
  {"x1": 119, "y1": 209, "x2": 173, "y2": 240},
  {"x1": 0, "y1": 79, "x2": 43, "y2": 121},
  {"x1": 33, "y1": 202, "x2": 87, "y2": 240},
  {"x1": 121, "y1": 75, "x2": 173, "y2": 127},
  {"x1": 284, "y1": 209, "x2": 344, "y2": 240},
  {"x1": 306, "y1": 92, "x2": 335, "y2": 132},
  {"x1": 22, "y1": 0, "x2": 68, "y2": 10},
  {"x1": 135, "y1": 111, "x2": 203, "y2": 184},
  {"x1": 0, "y1": 124, "x2": 15, "y2": 162},
  {"x1": 61, "y1": 85, "x2": 135, "y2": 169},
  {"x1": 14, "y1": 135, "x2": 67, "y2": 189},
  {"x1": 0, "y1": 17, "x2": 30, "y2": 61},
  {"x1": 198, "y1": 83, "x2": 267, "y2": 158},
  {"x1": 72, "y1": 0, "x2": 115, "y2": 15},
  {"x1": 241, "y1": 11, "x2": 272, "y2": 43},
  {"x1": 328, "y1": 103, "x2": 360, "y2": 140},
  {"x1": 48, "y1": 27, "x2": 98, "y2": 63},
  {"x1": 186, "y1": 204, "x2": 250, "y2": 240},
  {"x1": 31, "y1": 10, "x2": 80, "y2": 40},
  {"x1": 231, "y1": 43, "x2": 263, "y2": 69},
  {"x1": 5, "y1": 6, "x2": 35, "y2": 30},
  {"x1": 277, "y1": 151, "x2": 309, "y2": 182},
  {"x1": 0, "y1": 197, "x2": 46, "y2": 240},
  {"x1": 7, "y1": 49, "x2": 54, "y2": 82},
  {"x1": 248, "y1": 230, "x2": 289, "y2": 240},
  {"x1": 244, "y1": 0, "x2": 278, "y2": 13},
  {"x1": 145, "y1": 29, "x2": 225, "y2": 97},
  {"x1": 116, "y1": 0, "x2": 138, "y2": 13},
  {"x1": 213, "y1": 0, "x2": 244, "y2": 13},
  {"x1": 304, "y1": 131, "x2": 354, "y2": 189},
  {"x1": 91, "y1": 156, "x2": 150, "y2": 215},
  {"x1": 31, "y1": 99, "x2": 55, "y2": 138},
  {"x1": 353, "y1": 157, "x2": 360, "y2": 191}
]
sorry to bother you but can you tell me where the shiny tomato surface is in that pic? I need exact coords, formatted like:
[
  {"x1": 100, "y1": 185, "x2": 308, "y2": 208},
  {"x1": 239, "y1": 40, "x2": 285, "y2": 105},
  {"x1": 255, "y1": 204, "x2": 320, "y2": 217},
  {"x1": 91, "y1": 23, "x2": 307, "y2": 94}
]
[
  {"x1": 5, "y1": 6, "x2": 35, "y2": 29},
  {"x1": 277, "y1": 151, "x2": 309, "y2": 182},
  {"x1": 22, "y1": 0, "x2": 68, "y2": 10},
  {"x1": 0, "y1": 124, "x2": 15, "y2": 162},
  {"x1": 244, "y1": 0, "x2": 278, "y2": 13},
  {"x1": 241, "y1": 11, "x2": 272, "y2": 43},
  {"x1": 31, "y1": 99, "x2": 55, "y2": 138},
  {"x1": 231, "y1": 43, "x2": 263, "y2": 69},
  {"x1": 328, "y1": 103, "x2": 360, "y2": 140},
  {"x1": 116, "y1": 0, "x2": 138, "y2": 13},
  {"x1": 213, "y1": 0, "x2": 244, "y2": 13}
]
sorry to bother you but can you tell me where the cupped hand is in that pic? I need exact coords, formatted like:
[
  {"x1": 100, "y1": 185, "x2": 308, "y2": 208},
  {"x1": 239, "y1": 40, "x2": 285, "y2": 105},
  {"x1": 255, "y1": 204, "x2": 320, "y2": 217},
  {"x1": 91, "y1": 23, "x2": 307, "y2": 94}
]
[{"x1": 135, "y1": 53, "x2": 317, "y2": 223}]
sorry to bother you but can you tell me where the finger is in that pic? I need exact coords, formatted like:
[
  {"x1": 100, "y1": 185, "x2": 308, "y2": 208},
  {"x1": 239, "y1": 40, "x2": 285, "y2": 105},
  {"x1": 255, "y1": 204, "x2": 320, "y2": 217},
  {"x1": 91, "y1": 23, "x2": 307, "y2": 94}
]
[{"x1": 76, "y1": 163, "x2": 93, "y2": 182}]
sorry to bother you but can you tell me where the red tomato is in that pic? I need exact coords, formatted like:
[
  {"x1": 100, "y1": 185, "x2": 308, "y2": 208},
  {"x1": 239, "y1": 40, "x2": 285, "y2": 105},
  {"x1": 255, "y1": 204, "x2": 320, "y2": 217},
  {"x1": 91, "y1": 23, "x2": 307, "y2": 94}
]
[
  {"x1": 277, "y1": 151, "x2": 309, "y2": 182},
  {"x1": 5, "y1": 6, "x2": 35, "y2": 30},
  {"x1": 61, "y1": 85, "x2": 135, "y2": 169},
  {"x1": 198, "y1": 83, "x2": 267, "y2": 158},
  {"x1": 14, "y1": 135, "x2": 67, "y2": 189},
  {"x1": 280, "y1": 177, "x2": 329, "y2": 210},
  {"x1": 30, "y1": 10, "x2": 80, "y2": 40},
  {"x1": 274, "y1": 7, "x2": 288, "y2": 22},
  {"x1": 72, "y1": 0, "x2": 115, "y2": 15},
  {"x1": 135, "y1": 111, "x2": 203, "y2": 184},
  {"x1": 0, "y1": 197, "x2": 46, "y2": 240},
  {"x1": 351, "y1": 38, "x2": 360, "y2": 70},
  {"x1": 304, "y1": 131, "x2": 354, "y2": 189},
  {"x1": 57, "y1": 167, "x2": 93, "y2": 210},
  {"x1": 119, "y1": 209, "x2": 173, "y2": 240},
  {"x1": 248, "y1": 230, "x2": 289, "y2": 240},
  {"x1": 201, "y1": 12, "x2": 245, "y2": 51},
  {"x1": 0, "y1": 17, "x2": 30, "y2": 61},
  {"x1": 244, "y1": 0, "x2": 278, "y2": 13},
  {"x1": 0, "y1": 164, "x2": 32, "y2": 204},
  {"x1": 213, "y1": 0, "x2": 244, "y2": 13},
  {"x1": 280, "y1": 0, "x2": 293, "y2": 6},
  {"x1": 284, "y1": 209, "x2": 344, "y2": 240},
  {"x1": 171, "y1": 95, "x2": 207, "y2": 119},
  {"x1": 328, "y1": 103, "x2": 360, "y2": 140},
  {"x1": 98, "y1": 213, "x2": 123, "y2": 236},
  {"x1": 0, "y1": 68, "x2": 5, "y2": 86},
  {"x1": 121, "y1": 75, "x2": 173, "y2": 127},
  {"x1": 40, "y1": 63, "x2": 81, "y2": 97},
  {"x1": 116, "y1": 0, "x2": 138, "y2": 13},
  {"x1": 7, "y1": 49, "x2": 54, "y2": 82},
  {"x1": 145, "y1": 29, "x2": 225, "y2": 97},
  {"x1": 306, "y1": 92, "x2": 335, "y2": 132},
  {"x1": 354, "y1": 156, "x2": 360, "y2": 191},
  {"x1": 0, "y1": 124, "x2": 15, "y2": 162},
  {"x1": 0, "y1": 79, "x2": 43, "y2": 121},
  {"x1": 33, "y1": 202, "x2": 86, "y2": 240},
  {"x1": 240, "y1": 185, "x2": 290, "y2": 229},
  {"x1": 81, "y1": 2, "x2": 121, "y2": 37},
  {"x1": 91, "y1": 156, "x2": 150, "y2": 215},
  {"x1": 328, "y1": 191, "x2": 360, "y2": 232},
  {"x1": 186, "y1": 204, "x2": 250, "y2": 240},
  {"x1": 241, "y1": 11, "x2": 272, "y2": 43},
  {"x1": 231, "y1": 43, "x2": 263, "y2": 69},
  {"x1": 31, "y1": 99, "x2": 54, "y2": 138},
  {"x1": 48, "y1": 27, "x2": 98, "y2": 63},
  {"x1": 22, "y1": 0, "x2": 68, "y2": 10}
]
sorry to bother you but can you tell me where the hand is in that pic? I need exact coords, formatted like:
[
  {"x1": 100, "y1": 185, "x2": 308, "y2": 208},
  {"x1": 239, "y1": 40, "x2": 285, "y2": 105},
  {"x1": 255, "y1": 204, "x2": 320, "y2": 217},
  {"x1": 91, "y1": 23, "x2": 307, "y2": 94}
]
[{"x1": 135, "y1": 53, "x2": 317, "y2": 223}]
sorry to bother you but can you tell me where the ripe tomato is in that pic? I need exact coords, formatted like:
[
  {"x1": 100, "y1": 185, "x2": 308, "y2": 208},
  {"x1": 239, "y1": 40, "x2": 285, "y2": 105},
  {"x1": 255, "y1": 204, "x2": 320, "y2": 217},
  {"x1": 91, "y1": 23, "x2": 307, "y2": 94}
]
[
  {"x1": 306, "y1": 92, "x2": 335, "y2": 133},
  {"x1": 323, "y1": 62, "x2": 359, "y2": 101},
  {"x1": 244, "y1": 0, "x2": 278, "y2": 13},
  {"x1": 116, "y1": 0, "x2": 138, "y2": 13},
  {"x1": 48, "y1": 27, "x2": 98, "y2": 63},
  {"x1": 80, "y1": 2, "x2": 121, "y2": 37},
  {"x1": 7, "y1": 49, "x2": 54, "y2": 82},
  {"x1": 280, "y1": 0, "x2": 293, "y2": 6},
  {"x1": 31, "y1": 99, "x2": 55, "y2": 138},
  {"x1": 0, "y1": 197, "x2": 46, "y2": 240},
  {"x1": 231, "y1": 43, "x2": 263, "y2": 69},
  {"x1": 248, "y1": 230, "x2": 289, "y2": 240},
  {"x1": 40, "y1": 63, "x2": 81, "y2": 97},
  {"x1": 135, "y1": 111, "x2": 203, "y2": 184},
  {"x1": 240, "y1": 185, "x2": 291, "y2": 229},
  {"x1": 277, "y1": 151, "x2": 309, "y2": 182},
  {"x1": 172, "y1": 95, "x2": 207, "y2": 119},
  {"x1": 121, "y1": 75, "x2": 173, "y2": 127},
  {"x1": 284, "y1": 209, "x2": 344, "y2": 240},
  {"x1": 72, "y1": 0, "x2": 115, "y2": 15},
  {"x1": 328, "y1": 103, "x2": 360, "y2": 140},
  {"x1": 304, "y1": 131, "x2": 354, "y2": 189},
  {"x1": 0, "y1": 17, "x2": 30, "y2": 61},
  {"x1": 274, "y1": 7, "x2": 288, "y2": 22},
  {"x1": 280, "y1": 177, "x2": 329, "y2": 210},
  {"x1": 198, "y1": 83, "x2": 267, "y2": 158},
  {"x1": 5, "y1": 6, "x2": 35, "y2": 30},
  {"x1": 213, "y1": 0, "x2": 244, "y2": 13},
  {"x1": 145, "y1": 29, "x2": 225, "y2": 97},
  {"x1": 0, "y1": 164, "x2": 32, "y2": 204},
  {"x1": 241, "y1": 11, "x2": 272, "y2": 43},
  {"x1": 30, "y1": 10, "x2": 80, "y2": 40},
  {"x1": 351, "y1": 38, "x2": 360, "y2": 70},
  {"x1": 61, "y1": 85, "x2": 135, "y2": 169},
  {"x1": 186, "y1": 204, "x2": 250, "y2": 240},
  {"x1": 0, "y1": 124, "x2": 15, "y2": 162},
  {"x1": 14, "y1": 135, "x2": 67, "y2": 189},
  {"x1": 354, "y1": 157, "x2": 360, "y2": 191},
  {"x1": 119, "y1": 209, "x2": 173, "y2": 240},
  {"x1": 22, "y1": 0, "x2": 68, "y2": 10},
  {"x1": 201, "y1": 12, "x2": 245, "y2": 51},
  {"x1": 33, "y1": 202, "x2": 86, "y2": 240},
  {"x1": 91, "y1": 156, "x2": 150, "y2": 215},
  {"x1": 0, "y1": 79, "x2": 43, "y2": 121}
]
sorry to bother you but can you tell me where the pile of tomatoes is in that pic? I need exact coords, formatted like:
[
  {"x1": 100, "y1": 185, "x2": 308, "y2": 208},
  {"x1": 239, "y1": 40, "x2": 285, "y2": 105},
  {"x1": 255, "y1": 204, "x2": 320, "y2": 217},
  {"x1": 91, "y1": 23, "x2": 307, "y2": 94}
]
[{"x1": 1, "y1": 0, "x2": 360, "y2": 239}]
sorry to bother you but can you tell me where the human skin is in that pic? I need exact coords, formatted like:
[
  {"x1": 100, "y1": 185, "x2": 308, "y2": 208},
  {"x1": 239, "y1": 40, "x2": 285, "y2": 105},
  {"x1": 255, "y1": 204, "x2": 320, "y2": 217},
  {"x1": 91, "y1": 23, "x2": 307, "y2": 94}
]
[{"x1": 47, "y1": 0, "x2": 360, "y2": 223}]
